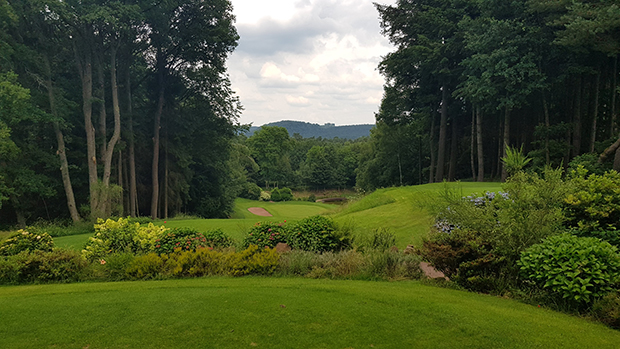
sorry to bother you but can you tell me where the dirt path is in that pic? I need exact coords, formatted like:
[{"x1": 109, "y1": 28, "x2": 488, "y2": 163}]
[{"x1": 247, "y1": 207, "x2": 273, "y2": 217}]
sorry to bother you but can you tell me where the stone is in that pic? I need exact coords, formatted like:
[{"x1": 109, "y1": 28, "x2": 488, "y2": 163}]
[
  {"x1": 403, "y1": 245, "x2": 416, "y2": 255},
  {"x1": 275, "y1": 242, "x2": 291, "y2": 253}
]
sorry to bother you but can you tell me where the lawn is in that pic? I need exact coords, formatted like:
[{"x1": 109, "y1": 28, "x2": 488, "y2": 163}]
[
  {"x1": 54, "y1": 199, "x2": 334, "y2": 250},
  {"x1": 329, "y1": 182, "x2": 502, "y2": 247},
  {"x1": 1, "y1": 277, "x2": 618, "y2": 348}
]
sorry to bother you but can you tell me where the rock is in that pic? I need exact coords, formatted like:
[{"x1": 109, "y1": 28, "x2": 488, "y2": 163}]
[
  {"x1": 275, "y1": 242, "x2": 291, "y2": 253},
  {"x1": 403, "y1": 245, "x2": 416, "y2": 255}
]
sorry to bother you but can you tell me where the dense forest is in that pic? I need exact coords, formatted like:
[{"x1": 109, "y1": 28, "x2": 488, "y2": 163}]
[
  {"x1": 362, "y1": 0, "x2": 620, "y2": 189},
  {"x1": 0, "y1": 0, "x2": 242, "y2": 225},
  {"x1": 1, "y1": 0, "x2": 620, "y2": 226}
]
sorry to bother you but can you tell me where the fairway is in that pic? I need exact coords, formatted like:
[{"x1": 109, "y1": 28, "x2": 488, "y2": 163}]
[
  {"x1": 330, "y1": 182, "x2": 501, "y2": 247},
  {"x1": 1, "y1": 277, "x2": 618, "y2": 348},
  {"x1": 54, "y1": 183, "x2": 502, "y2": 250}
]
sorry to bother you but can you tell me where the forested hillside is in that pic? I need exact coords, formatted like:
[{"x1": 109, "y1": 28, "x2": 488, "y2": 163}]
[
  {"x1": 246, "y1": 120, "x2": 373, "y2": 140},
  {"x1": 0, "y1": 0, "x2": 241, "y2": 226},
  {"x1": 360, "y1": 0, "x2": 620, "y2": 190}
]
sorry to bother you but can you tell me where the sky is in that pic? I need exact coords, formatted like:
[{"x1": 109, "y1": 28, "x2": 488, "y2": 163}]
[{"x1": 227, "y1": 0, "x2": 397, "y2": 127}]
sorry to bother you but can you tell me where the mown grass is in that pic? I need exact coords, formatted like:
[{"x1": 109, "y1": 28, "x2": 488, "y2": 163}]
[
  {"x1": 1, "y1": 277, "x2": 618, "y2": 348},
  {"x1": 54, "y1": 199, "x2": 333, "y2": 250},
  {"x1": 329, "y1": 182, "x2": 502, "y2": 247}
]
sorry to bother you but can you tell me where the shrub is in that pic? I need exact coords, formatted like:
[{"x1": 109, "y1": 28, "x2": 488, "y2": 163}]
[
  {"x1": 259, "y1": 191, "x2": 271, "y2": 201},
  {"x1": 571, "y1": 228, "x2": 620, "y2": 248},
  {"x1": 0, "y1": 230, "x2": 54, "y2": 256},
  {"x1": 270, "y1": 187, "x2": 293, "y2": 202},
  {"x1": 135, "y1": 223, "x2": 169, "y2": 253},
  {"x1": 239, "y1": 182, "x2": 262, "y2": 200},
  {"x1": 518, "y1": 233, "x2": 620, "y2": 306},
  {"x1": 564, "y1": 169, "x2": 620, "y2": 233},
  {"x1": 153, "y1": 228, "x2": 210, "y2": 255},
  {"x1": 82, "y1": 218, "x2": 140, "y2": 261},
  {"x1": 355, "y1": 228, "x2": 397, "y2": 252},
  {"x1": 288, "y1": 216, "x2": 348, "y2": 252},
  {"x1": 28, "y1": 220, "x2": 94, "y2": 237},
  {"x1": 243, "y1": 222, "x2": 289, "y2": 249},
  {"x1": 0, "y1": 249, "x2": 87, "y2": 285},
  {"x1": 126, "y1": 245, "x2": 280, "y2": 279},
  {"x1": 97, "y1": 252, "x2": 136, "y2": 281},
  {"x1": 202, "y1": 229, "x2": 234, "y2": 248},
  {"x1": 307, "y1": 194, "x2": 316, "y2": 202},
  {"x1": 592, "y1": 292, "x2": 620, "y2": 329}
]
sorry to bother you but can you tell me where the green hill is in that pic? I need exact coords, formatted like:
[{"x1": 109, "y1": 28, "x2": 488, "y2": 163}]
[{"x1": 329, "y1": 182, "x2": 502, "y2": 247}]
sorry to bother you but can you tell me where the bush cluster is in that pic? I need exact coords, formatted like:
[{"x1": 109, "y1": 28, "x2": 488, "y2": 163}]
[
  {"x1": 289, "y1": 216, "x2": 351, "y2": 252},
  {"x1": 519, "y1": 233, "x2": 620, "y2": 307},
  {"x1": 270, "y1": 187, "x2": 293, "y2": 202},
  {"x1": 243, "y1": 222, "x2": 288, "y2": 249},
  {"x1": 0, "y1": 249, "x2": 87, "y2": 285},
  {"x1": 0, "y1": 230, "x2": 54, "y2": 256},
  {"x1": 127, "y1": 245, "x2": 280, "y2": 279},
  {"x1": 238, "y1": 182, "x2": 262, "y2": 200}
]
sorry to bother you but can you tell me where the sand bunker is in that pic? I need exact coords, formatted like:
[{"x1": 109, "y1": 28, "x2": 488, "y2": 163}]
[{"x1": 247, "y1": 207, "x2": 272, "y2": 217}]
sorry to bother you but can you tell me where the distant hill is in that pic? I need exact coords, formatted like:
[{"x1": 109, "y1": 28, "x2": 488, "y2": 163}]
[{"x1": 245, "y1": 120, "x2": 374, "y2": 140}]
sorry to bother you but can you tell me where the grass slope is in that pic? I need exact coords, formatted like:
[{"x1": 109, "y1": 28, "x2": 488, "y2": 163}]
[
  {"x1": 330, "y1": 182, "x2": 502, "y2": 247},
  {"x1": 1, "y1": 277, "x2": 618, "y2": 348}
]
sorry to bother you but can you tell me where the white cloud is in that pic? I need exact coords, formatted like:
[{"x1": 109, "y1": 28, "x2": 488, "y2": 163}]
[
  {"x1": 228, "y1": 0, "x2": 398, "y2": 126},
  {"x1": 286, "y1": 95, "x2": 311, "y2": 106}
]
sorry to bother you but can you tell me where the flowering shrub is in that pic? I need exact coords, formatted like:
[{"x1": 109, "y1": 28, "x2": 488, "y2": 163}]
[
  {"x1": 0, "y1": 230, "x2": 54, "y2": 256},
  {"x1": 288, "y1": 216, "x2": 351, "y2": 252},
  {"x1": 519, "y1": 233, "x2": 620, "y2": 306},
  {"x1": 134, "y1": 223, "x2": 169, "y2": 253},
  {"x1": 153, "y1": 227, "x2": 210, "y2": 254},
  {"x1": 82, "y1": 218, "x2": 140, "y2": 261},
  {"x1": 243, "y1": 222, "x2": 289, "y2": 249}
]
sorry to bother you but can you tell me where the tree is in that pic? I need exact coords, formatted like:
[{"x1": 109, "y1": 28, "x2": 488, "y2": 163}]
[{"x1": 247, "y1": 126, "x2": 293, "y2": 188}]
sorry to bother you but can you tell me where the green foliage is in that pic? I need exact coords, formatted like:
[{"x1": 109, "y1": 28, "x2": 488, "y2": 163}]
[
  {"x1": 82, "y1": 218, "x2": 141, "y2": 261},
  {"x1": 135, "y1": 223, "x2": 169, "y2": 253},
  {"x1": 0, "y1": 249, "x2": 87, "y2": 285},
  {"x1": 592, "y1": 291, "x2": 620, "y2": 329},
  {"x1": 519, "y1": 233, "x2": 620, "y2": 306},
  {"x1": 568, "y1": 154, "x2": 611, "y2": 176},
  {"x1": 27, "y1": 220, "x2": 94, "y2": 238},
  {"x1": 501, "y1": 145, "x2": 532, "y2": 176},
  {"x1": 0, "y1": 230, "x2": 53, "y2": 256},
  {"x1": 202, "y1": 229, "x2": 234, "y2": 248},
  {"x1": 276, "y1": 250, "x2": 422, "y2": 280},
  {"x1": 153, "y1": 227, "x2": 210, "y2": 255},
  {"x1": 270, "y1": 187, "x2": 293, "y2": 202},
  {"x1": 238, "y1": 182, "x2": 262, "y2": 200},
  {"x1": 288, "y1": 215, "x2": 351, "y2": 253},
  {"x1": 564, "y1": 169, "x2": 620, "y2": 233},
  {"x1": 354, "y1": 228, "x2": 397, "y2": 252},
  {"x1": 242, "y1": 222, "x2": 288, "y2": 249},
  {"x1": 127, "y1": 245, "x2": 280, "y2": 279}
]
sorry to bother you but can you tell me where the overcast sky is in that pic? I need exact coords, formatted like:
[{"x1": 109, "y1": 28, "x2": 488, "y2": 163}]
[{"x1": 227, "y1": 0, "x2": 397, "y2": 126}]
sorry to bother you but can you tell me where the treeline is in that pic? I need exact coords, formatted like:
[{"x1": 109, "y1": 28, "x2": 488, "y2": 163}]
[
  {"x1": 239, "y1": 126, "x2": 364, "y2": 190},
  {"x1": 0, "y1": 0, "x2": 242, "y2": 226},
  {"x1": 247, "y1": 120, "x2": 374, "y2": 140},
  {"x1": 361, "y1": 0, "x2": 620, "y2": 189}
]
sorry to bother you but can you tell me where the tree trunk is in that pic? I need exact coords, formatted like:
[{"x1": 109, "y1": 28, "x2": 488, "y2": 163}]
[
  {"x1": 44, "y1": 56, "x2": 80, "y2": 222},
  {"x1": 435, "y1": 85, "x2": 449, "y2": 181},
  {"x1": 74, "y1": 41, "x2": 98, "y2": 215},
  {"x1": 165, "y1": 141, "x2": 169, "y2": 219},
  {"x1": 151, "y1": 52, "x2": 165, "y2": 220},
  {"x1": 428, "y1": 114, "x2": 436, "y2": 183},
  {"x1": 573, "y1": 76, "x2": 582, "y2": 157},
  {"x1": 470, "y1": 108, "x2": 476, "y2": 181},
  {"x1": 501, "y1": 106, "x2": 510, "y2": 182},
  {"x1": 126, "y1": 66, "x2": 138, "y2": 217},
  {"x1": 448, "y1": 117, "x2": 457, "y2": 181},
  {"x1": 612, "y1": 55, "x2": 618, "y2": 137},
  {"x1": 590, "y1": 68, "x2": 601, "y2": 153},
  {"x1": 542, "y1": 91, "x2": 550, "y2": 165},
  {"x1": 96, "y1": 55, "x2": 107, "y2": 162},
  {"x1": 10, "y1": 195, "x2": 26, "y2": 228},
  {"x1": 476, "y1": 107, "x2": 484, "y2": 182}
]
